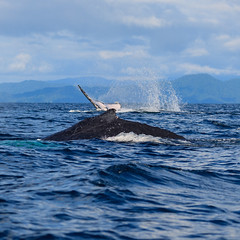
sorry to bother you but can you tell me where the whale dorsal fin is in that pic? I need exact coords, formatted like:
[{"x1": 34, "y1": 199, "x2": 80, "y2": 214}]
[{"x1": 94, "y1": 109, "x2": 117, "y2": 123}]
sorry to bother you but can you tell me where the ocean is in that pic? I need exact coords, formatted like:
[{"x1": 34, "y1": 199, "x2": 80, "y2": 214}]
[{"x1": 0, "y1": 103, "x2": 240, "y2": 240}]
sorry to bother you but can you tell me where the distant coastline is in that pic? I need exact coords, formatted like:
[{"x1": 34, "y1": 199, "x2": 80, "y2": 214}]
[{"x1": 0, "y1": 74, "x2": 239, "y2": 104}]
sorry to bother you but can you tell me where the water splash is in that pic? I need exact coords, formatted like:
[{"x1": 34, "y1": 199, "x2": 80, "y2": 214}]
[
  {"x1": 101, "y1": 69, "x2": 181, "y2": 112},
  {"x1": 105, "y1": 132, "x2": 188, "y2": 145}
]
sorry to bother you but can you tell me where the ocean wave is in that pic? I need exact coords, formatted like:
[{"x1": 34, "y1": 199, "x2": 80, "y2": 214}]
[
  {"x1": 204, "y1": 119, "x2": 233, "y2": 129},
  {"x1": 0, "y1": 133, "x2": 17, "y2": 140},
  {"x1": 69, "y1": 109, "x2": 96, "y2": 113},
  {"x1": 195, "y1": 138, "x2": 240, "y2": 147},
  {"x1": 1, "y1": 103, "x2": 240, "y2": 240}
]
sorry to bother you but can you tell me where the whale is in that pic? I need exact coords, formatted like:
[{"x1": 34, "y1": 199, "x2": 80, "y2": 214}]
[
  {"x1": 78, "y1": 85, "x2": 121, "y2": 111},
  {"x1": 43, "y1": 109, "x2": 185, "y2": 141}
]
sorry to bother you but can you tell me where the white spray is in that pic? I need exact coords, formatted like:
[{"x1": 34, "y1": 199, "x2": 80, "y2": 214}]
[{"x1": 101, "y1": 68, "x2": 181, "y2": 112}]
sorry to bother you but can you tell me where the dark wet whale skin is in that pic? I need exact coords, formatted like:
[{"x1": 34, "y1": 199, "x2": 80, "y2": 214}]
[{"x1": 44, "y1": 109, "x2": 185, "y2": 141}]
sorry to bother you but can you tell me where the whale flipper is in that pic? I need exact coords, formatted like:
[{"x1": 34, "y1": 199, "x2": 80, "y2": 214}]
[
  {"x1": 43, "y1": 109, "x2": 185, "y2": 141},
  {"x1": 78, "y1": 85, "x2": 101, "y2": 110},
  {"x1": 78, "y1": 85, "x2": 121, "y2": 111}
]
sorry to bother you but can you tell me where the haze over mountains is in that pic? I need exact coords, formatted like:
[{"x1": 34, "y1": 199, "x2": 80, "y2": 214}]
[{"x1": 0, "y1": 74, "x2": 239, "y2": 104}]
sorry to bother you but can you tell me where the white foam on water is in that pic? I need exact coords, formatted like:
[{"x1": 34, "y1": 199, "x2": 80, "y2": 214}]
[
  {"x1": 69, "y1": 109, "x2": 96, "y2": 113},
  {"x1": 105, "y1": 132, "x2": 162, "y2": 143},
  {"x1": 117, "y1": 108, "x2": 138, "y2": 113},
  {"x1": 105, "y1": 131, "x2": 191, "y2": 145},
  {"x1": 105, "y1": 131, "x2": 189, "y2": 144},
  {"x1": 69, "y1": 110, "x2": 81, "y2": 113}
]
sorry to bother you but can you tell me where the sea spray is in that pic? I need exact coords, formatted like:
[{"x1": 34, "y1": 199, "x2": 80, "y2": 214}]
[
  {"x1": 100, "y1": 69, "x2": 181, "y2": 112},
  {"x1": 157, "y1": 80, "x2": 181, "y2": 112}
]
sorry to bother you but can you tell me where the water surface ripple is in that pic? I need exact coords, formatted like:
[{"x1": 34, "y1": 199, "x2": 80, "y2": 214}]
[{"x1": 0, "y1": 103, "x2": 240, "y2": 240}]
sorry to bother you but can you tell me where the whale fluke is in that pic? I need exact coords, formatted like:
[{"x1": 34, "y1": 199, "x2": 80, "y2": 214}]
[{"x1": 43, "y1": 109, "x2": 185, "y2": 141}]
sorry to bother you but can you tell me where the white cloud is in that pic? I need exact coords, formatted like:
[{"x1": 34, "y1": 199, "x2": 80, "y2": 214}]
[
  {"x1": 107, "y1": 0, "x2": 240, "y2": 26},
  {"x1": 32, "y1": 62, "x2": 53, "y2": 73},
  {"x1": 99, "y1": 47, "x2": 148, "y2": 60},
  {"x1": 8, "y1": 53, "x2": 31, "y2": 72},
  {"x1": 215, "y1": 34, "x2": 231, "y2": 41},
  {"x1": 178, "y1": 63, "x2": 240, "y2": 76},
  {"x1": 214, "y1": 34, "x2": 240, "y2": 51},
  {"x1": 99, "y1": 51, "x2": 132, "y2": 60},
  {"x1": 122, "y1": 16, "x2": 168, "y2": 28},
  {"x1": 183, "y1": 47, "x2": 209, "y2": 57},
  {"x1": 7, "y1": 53, "x2": 54, "y2": 74},
  {"x1": 224, "y1": 37, "x2": 240, "y2": 51}
]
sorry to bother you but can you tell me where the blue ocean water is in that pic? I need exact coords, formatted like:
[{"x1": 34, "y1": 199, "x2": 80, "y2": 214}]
[{"x1": 0, "y1": 103, "x2": 240, "y2": 240}]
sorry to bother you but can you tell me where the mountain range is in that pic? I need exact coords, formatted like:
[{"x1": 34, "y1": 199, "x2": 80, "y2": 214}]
[
  {"x1": 172, "y1": 74, "x2": 240, "y2": 103},
  {"x1": 0, "y1": 74, "x2": 239, "y2": 103}
]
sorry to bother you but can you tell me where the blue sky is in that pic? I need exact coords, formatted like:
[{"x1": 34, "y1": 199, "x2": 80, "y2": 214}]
[{"x1": 0, "y1": 0, "x2": 240, "y2": 82}]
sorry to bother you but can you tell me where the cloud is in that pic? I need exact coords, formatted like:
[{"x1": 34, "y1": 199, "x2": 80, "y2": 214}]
[
  {"x1": 214, "y1": 34, "x2": 240, "y2": 52},
  {"x1": 99, "y1": 46, "x2": 147, "y2": 60},
  {"x1": 183, "y1": 47, "x2": 209, "y2": 57},
  {"x1": 0, "y1": 0, "x2": 240, "y2": 82},
  {"x1": 122, "y1": 16, "x2": 169, "y2": 28},
  {"x1": 99, "y1": 51, "x2": 132, "y2": 60},
  {"x1": 8, "y1": 53, "x2": 31, "y2": 72},
  {"x1": 178, "y1": 63, "x2": 240, "y2": 76},
  {"x1": 32, "y1": 62, "x2": 53, "y2": 73},
  {"x1": 7, "y1": 53, "x2": 53, "y2": 74},
  {"x1": 224, "y1": 37, "x2": 240, "y2": 51}
]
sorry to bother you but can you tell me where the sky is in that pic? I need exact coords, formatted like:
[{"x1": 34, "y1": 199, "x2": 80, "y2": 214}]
[{"x1": 0, "y1": 0, "x2": 240, "y2": 83}]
